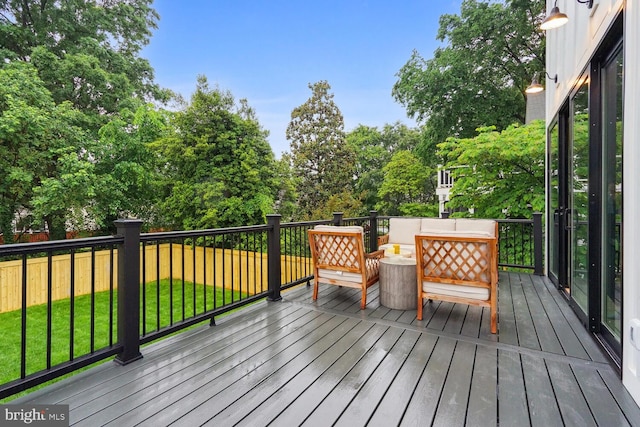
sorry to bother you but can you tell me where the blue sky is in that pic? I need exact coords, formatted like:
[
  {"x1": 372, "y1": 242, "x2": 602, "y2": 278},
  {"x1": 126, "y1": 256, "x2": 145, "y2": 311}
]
[{"x1": 142, "y1": 0, "x2": 463, "y2": 157}]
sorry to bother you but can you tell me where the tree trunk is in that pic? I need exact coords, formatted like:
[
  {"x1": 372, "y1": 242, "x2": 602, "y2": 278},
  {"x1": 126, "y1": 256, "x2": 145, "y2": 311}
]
[{"x1": 46, "y1": 212, "x2": 67, "y2": 241}]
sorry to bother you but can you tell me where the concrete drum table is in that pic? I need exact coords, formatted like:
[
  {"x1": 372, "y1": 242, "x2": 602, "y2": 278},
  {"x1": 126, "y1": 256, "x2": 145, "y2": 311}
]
[{"x1": 379, "y1": 256, "x2": 417, "y2": 310}]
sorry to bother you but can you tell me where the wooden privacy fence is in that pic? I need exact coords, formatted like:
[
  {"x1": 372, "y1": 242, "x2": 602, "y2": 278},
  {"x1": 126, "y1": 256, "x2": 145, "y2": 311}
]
[{"x1": 0, "y1": 244, "x2": 310, "y2": 313}]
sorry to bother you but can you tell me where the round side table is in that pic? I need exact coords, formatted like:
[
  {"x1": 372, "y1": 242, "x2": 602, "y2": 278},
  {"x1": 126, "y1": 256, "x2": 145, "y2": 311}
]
[{"x1": 379, "y1": 257, "x2": 417, "y2": 310}]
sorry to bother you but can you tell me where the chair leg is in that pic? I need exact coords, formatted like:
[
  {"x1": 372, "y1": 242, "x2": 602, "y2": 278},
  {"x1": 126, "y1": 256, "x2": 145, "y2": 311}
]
[
  {"x1": 417, "y1": 295, "x2": 423, "y2": 320},
  {"x1": 313, "y1": 280, "x2": 319, "y2": 301},
  {"x1": 490, "y1": 307, "x2": 497, "y2": 334},
  {"x1": 360, "y1": 287, "x2": 367, "y2": 310}
]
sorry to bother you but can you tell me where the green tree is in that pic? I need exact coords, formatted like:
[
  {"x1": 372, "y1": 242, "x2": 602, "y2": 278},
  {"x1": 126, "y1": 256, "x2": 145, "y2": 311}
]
[
  {"x1": 0, "y1": 62, "x2": 87, "y2": 241},
  {"x1": 377, "y1": 150, "x2": 436, "y2": 216},
  {"x1": 393, "y1": 0, "x2": 545, "y2": 146},
  {"x1": 347, "y1": 122, "x2": 426, "y2": 213},
  {"x1": 438, "y1": 121, "x2": 546, "y2": 218},
  {"x1": 1, "y1": 0, "x2": 170, "y2": 238},
  {"x1": 272, "y1": 154, "x2": 298, "y2": 222},
  {"x1": 152, "y1": 76, "x2": 278, "y2": 230},
  {"x1": 30, "y1": 104, "x2": 170, "y2": 236},
  {"x1": 1, "y1": 0, "x2": 168, "y2": 123},
  {"x1": 286, "y1": 81, "x2": 356, "y2": 219}
]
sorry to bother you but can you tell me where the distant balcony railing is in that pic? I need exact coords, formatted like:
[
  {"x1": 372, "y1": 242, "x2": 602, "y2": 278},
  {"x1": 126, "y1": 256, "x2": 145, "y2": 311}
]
[{"x1": 0, "y1": 211, "x2": 543, "y2": 399}]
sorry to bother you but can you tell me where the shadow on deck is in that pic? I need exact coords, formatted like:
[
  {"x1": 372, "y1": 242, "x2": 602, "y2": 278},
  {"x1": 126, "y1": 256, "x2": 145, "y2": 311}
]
[{"x1": 12, "y1": 272, "x2": 640, "y2": 426}]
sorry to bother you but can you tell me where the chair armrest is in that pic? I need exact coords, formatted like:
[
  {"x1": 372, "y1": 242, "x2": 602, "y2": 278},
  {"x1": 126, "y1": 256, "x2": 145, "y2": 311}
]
[
  {"x1": 377, "y1": 234, "x2": 389, "y2": 246},
  {"x1": 366, "y1": 249, "x2": 385, "y2": 260}
]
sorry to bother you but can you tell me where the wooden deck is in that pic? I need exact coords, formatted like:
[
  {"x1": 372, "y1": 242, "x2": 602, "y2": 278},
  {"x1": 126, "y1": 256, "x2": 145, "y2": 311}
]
[{"x1": 13, "y1": 272, "x2": 640, "y2": 426}]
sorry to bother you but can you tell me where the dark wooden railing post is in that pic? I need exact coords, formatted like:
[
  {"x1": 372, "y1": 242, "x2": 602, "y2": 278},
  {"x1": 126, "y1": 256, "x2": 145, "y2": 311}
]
[
  {"x1": 114, "y1": 219, "x2": 143, "y2": 365},
  {"x1": 533, "y1": 212, "x2": 544, "y2": 276},
  {"x1": 369, "y1": 210, "x2": 378, "y2": 252},
  {"x1": 267, "y1": 214, "x2": 282, "y2": 302},
  {"x1": 332, "y1": 212, "x2": 343, "y2": 226}
]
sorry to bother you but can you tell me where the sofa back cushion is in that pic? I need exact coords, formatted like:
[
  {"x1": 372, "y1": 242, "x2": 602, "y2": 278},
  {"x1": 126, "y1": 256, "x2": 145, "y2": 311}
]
[
  {"x1": 420, "y1": 218, "x2": 457, "y2": 234},
  {"x1": 455, "y1": 219, "x2": 496, "y2": 237},
  {"x1": 388, "y1": 217, "x2": 422, "y2": 245}
]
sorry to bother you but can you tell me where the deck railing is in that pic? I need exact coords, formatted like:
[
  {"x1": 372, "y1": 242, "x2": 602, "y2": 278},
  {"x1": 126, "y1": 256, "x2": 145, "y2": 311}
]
[{"x1": 0, "y1": 212, "x2": 542, "y2": 399}]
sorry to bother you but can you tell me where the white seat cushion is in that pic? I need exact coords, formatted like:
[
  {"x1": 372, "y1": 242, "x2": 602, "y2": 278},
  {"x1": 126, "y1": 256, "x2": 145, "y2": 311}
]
[
  {"x1": 318, "y1": 269, "x2": 363, "y2": 283},
  {"x1": 318, "y1": 256, "x2": 378, "y2": 282},
  {"x1": 422, "y1": 281, "x2": 489, "y2": 300}
]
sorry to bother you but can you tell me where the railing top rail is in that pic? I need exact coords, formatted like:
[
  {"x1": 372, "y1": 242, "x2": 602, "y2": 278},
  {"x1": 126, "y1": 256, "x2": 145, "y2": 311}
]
[
  {"x1": 496, "y1": 218, "x2": 535, "y2": 224},
  {"x1": 0, "y1": 235, "x2": 123, "y2": 256},
  {"x1": 280, "y1": 220, "x2": 330, "y2": 228},
  {"x1": 140, "y1": 224, "x2": 270, "y2": 241}
]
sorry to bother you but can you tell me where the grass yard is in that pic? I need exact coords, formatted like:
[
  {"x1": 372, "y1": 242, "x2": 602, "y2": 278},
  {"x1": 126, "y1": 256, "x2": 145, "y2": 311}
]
[{"x1": 0, "y1": 279, "x2": 247, "y2": 400}]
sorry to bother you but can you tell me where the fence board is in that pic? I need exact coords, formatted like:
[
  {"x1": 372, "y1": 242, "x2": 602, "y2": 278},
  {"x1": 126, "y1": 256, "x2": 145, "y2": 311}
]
[{"x1": 0, "y1": 245, "x2": 310, "y2": 313}]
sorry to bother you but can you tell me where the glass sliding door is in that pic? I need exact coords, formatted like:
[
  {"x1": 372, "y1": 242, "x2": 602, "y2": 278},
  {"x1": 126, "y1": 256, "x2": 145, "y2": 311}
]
[
  {"x1": 600, "y1": 46, "x2": 623, "y2": 350},
  {"x1": 548, "y1": 121, "x2": 561, "y2": 285},
  {"x1": 547, "y1": 20, "x2": 623, "y2": 364},
  {"x1": 569, "y1": 79, "x2": 590, "y2": 314}
]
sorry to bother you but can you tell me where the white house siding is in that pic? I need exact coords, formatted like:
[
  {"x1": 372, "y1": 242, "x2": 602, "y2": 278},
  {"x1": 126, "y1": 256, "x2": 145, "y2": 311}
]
[
  {"x1": 622, "y1": 0, "x2": 640, "y2": 404},
  {"x1": 545, "y1": 0, "x2": 639, "y2": 405}
]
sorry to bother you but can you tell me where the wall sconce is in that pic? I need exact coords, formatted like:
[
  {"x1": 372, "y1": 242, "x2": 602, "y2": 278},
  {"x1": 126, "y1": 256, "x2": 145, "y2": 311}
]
[
  {"x1": 540, "y1": 0, "x2": 594, "y2": 30},
  {"x1": 525, "y1": 72, "x2": 558, "y2": 94}
]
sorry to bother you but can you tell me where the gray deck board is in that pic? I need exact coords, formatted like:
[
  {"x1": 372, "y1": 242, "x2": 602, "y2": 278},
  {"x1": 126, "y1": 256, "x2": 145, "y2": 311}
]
[
  {"x1": 367, "y1": 333, "x2": 438, "y2": 426},
  {"x1": 547, "y1": 359, "x2": 598, "y2": 426},
  {"x1": 10, "y1": 272, "x2": 640, "y2": 427},
  {"x1": 519, "y1": 273, "x2": 565, "y2": 354},
  {"x1": 531, "y1": 274, "x2": 606, "y2": 362},
  {"x1": 497, "y1": 349, "x2": 529, "y2": 426},
  {"x1": 432, "y1": 340, "x2": 475, "y2": 427},
  {"x1": 247, "y1": 323, "x2": 390, "y2": 426},
  {"x1": 497, "y1": 271, "x2": 518, "y2": 346},
  {"x1": 573, "y1": 365, "x2": 632, "y2": 427},
  {"x1": 466, "y1": 345, "x2": 498, "y2": 427},
  {"x1": 399, "y1": 337, "x2": 456, "y2": 426},
  {"x1": 521, "y1": 354, "x2": 563, "y2": 427},
  {"x1": 301, "y1": 327, "x2": 405, "y2": 427},
  {"x1": 509, "y1": 273, "x2": 541, "y2": 350}
]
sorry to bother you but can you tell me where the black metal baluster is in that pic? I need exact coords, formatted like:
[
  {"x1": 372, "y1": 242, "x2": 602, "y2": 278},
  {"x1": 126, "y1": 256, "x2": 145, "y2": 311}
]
[
  {"x1": 110, "y1": 246, "x2": 115, "y2": 345},
  {"x1": 91, "y1": 247, "x2": 95, "y2": 353},
  {"x1": 169, "y1": 240, "x2": 173, "y2": 326},
  {"x1": 141, "y1": 242, "x2": 146, "y2": 336},
  {"x1": 181, "y1": 238, "x2": 185, "y2": 321},
  {"x1": 20, "y1": 254, "x2": 27, "y2": 379},
  {"x1": 46, "y1": 251, "x2": 52, "y2": 369},
  {"x1": 70, "y1": 249, "x2": 75, "y2": 361},
  {"x1": 155, "y1": 241, "x2": 160, "y2": 331},
  {"x1": 193, "y1": 238, "x2": 197, "y2": 316}
]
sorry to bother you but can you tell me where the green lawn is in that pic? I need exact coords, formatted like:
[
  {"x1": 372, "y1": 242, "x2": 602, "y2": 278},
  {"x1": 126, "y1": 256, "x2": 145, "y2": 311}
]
[{"x1": 0, "y1": 279, "x2": 247, "y2": 401}]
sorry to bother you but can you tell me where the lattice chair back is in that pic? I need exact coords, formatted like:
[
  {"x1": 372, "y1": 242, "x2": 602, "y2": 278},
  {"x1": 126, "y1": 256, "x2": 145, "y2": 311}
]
[
  {"x1": 308, "y1": 226, "x2": 384, "y2": 310},
  {"x1": 417, "y1": 237, "x2": 492, "y2": 285},
  {"x1": 415, "y1": 231, "x2": 498, "y2": 333}
]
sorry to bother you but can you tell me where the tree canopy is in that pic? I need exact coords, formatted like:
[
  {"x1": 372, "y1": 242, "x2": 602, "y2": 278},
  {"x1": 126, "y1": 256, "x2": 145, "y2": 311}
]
[
  {"x1": 0, "y1": 0, "x2": 171, "y2": 238},
  {"x1": 152, "y1": 76, "x2": 278, "y2": 230},
  {"x1": 0, "y1": 0, "x2": 550, "y2": 241},
  {"x1": 286, "y1": 81, "x2": 356, "y2": 219},
  {"x1": 1, "y1": 0, "x2": 168, "y2": 122},
  {"x1": 377, "y1": 150, "x2": 436, "y2": 217},
  {"x1": 393, "y1": 0, "x2": 546, "y2": 147},
  {"x1": 0, "y1": 61, "x2": 88, "y2": 240},
  {"x1": 438, "y1": 121, "x2": 546, "y2": 219},
  {"x1": 347, "y1": 123, "x2": 427, "y2": 213}
]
